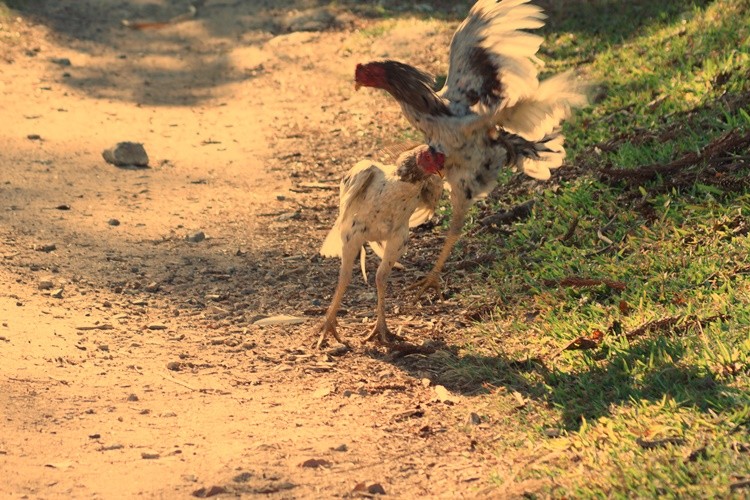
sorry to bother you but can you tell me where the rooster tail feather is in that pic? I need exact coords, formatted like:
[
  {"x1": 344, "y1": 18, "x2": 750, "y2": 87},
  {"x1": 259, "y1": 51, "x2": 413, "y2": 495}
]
[
  {"x1": 497, "y1": 70, "x2": 589, "y2": 141},
  {"x1": 409, "y1": 206, "x2": 435, "y2": 228},
  {"x1": 502, "y1": 131, "x2": 567, "y2": 181},
  {"x1": 319, "y1": 221, "x2": 343, "y2": 258}
]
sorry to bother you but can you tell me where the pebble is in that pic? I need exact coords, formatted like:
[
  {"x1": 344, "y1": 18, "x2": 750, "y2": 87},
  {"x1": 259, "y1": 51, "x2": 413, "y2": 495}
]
[
  {"x1": 144, "y1": 282, "x2": 160, "y2": 293},
  {"x1": 108, "y1": 219, "x2": 120, "y2": 226},
  {"x1": 38, "y1": 279, "x2": 55, "y2": 290},
  {"x1": 51, "y1": 57, "x2": 71, "y2": 66},
  {"x1": 147, "y1": 323, "x2": 167, "y2": 330},
  {"x1": 50, "y1": 288, "x2": 64, "y2": 299},
  {"x1": 36, "y1": 243, "x2": 56, "y2": 253},
  {"x1": 102, "y1": 142, "x2": 149, "y2": 167},
  {"x1": 127, "y1": 393, "x2": 139, "y2": 401},
  {"x1": 141, "y1": 451, "x2": 160, "y2": 459},
  {"x1": 97, "y1": 344, "x2": 110, "y2": 352},
  {"x1": 186, "y1": 231, "x2": 205, "y2": 243}
]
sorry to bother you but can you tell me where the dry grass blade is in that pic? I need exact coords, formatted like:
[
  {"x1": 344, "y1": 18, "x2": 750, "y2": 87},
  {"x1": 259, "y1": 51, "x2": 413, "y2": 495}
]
[{"x1": 543, "y1": 277, "x2": 626, "y2": 291}]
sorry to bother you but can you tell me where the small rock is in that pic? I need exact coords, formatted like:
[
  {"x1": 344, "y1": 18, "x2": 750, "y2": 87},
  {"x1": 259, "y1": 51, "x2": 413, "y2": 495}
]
[
  {"x1": 27, "y1": 134, "x2": 42, "y2": 141},
  {"x1": 88, "y1": 434, "x2": 101, "y2": 439},
  {"x1": 544, "y1": 428, "x2": 562, "y2": 438},
  {"x1": 55, "y1": 204, "x2": 71, "y2": 210},
  {"x1": 232, "y1": 472, "x2": 253, "y2": 483},
  {"x1": 166, "y1": 361, "x2": 182, "y2": 371},
  {"x1": 144, "y1": 282, "x2": 160, "y2": 293},
  {"x1": 141, "y1": 451, "x2": 160, "y2": 459},
  {"x1": 192, "y1": 486, "x2": 227, "y2": 498},
  {"x1": 147, "y1": 323, "x2": 167, "y2": 330},
  {"x1": 50, "y1": 288, "x2": 64, "y2": 299},
  {"x1": 98, "y1": 344, "x2": 110, "y2": 352},
  {"x1": 108, "y1": 218, "x2": 121, "y2": 226},
  {"x1": 102, "y1": 142, "x2": 149, "y2": 168},
  {"x1": 468, "y1": 412, "x2": 482, "y2": 426},
  {"x1": 35, "y1": 243, "x2": 56, "y2": 253},
  {"x1": 51, "y1": 57, "x2": 71, "y2": 66},
  {"x1": 38, "y1": 279, "x2": 55, "y2": 290},
  {"x1": 331, "y1": 444, "x2": 348, "y2": 452},
  {"x1": 421, "y1": 378, "x2": 431, "y2": 388},
  {"x1": 186, "y1": 231, "x2": 205, "y2": 243},
  {"x1": 127, "y1": 393, "x2": 139, "y2": 401}
]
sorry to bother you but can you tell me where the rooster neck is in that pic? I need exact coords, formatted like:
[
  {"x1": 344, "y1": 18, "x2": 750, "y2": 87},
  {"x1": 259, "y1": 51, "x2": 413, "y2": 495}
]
[{"x1": 395, "y1": 155, "x2": 430, "y2": 184}]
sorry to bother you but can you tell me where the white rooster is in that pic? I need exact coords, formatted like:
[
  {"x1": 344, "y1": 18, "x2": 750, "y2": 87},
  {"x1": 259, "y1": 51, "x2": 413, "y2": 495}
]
[{"x1": 314, "y1": 145, "x2": 445, "y2": 348}]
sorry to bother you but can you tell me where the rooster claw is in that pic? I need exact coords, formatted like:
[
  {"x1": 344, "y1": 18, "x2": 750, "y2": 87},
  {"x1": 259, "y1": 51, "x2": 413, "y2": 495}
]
[
  {"x1": 364, "y1": 323, "x2": 404, "y2": 345},
  {"x1": 407, "y1": 272, "x2": 443, "y2": 299},
  {"x1": 313, "y1": 318, "x2": 349, "y2": 350}
]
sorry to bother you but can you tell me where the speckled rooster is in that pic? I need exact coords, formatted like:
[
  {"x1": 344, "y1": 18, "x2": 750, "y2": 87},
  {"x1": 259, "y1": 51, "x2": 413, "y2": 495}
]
[{"x1": 355, "y1": 0, "x2": 589, "y2": 294}]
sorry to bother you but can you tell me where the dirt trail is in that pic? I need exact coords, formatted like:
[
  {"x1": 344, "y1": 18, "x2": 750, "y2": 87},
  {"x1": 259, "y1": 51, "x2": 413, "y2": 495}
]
[{"x1": 1, "y1": 2, "x2": 507, "y2": 498}]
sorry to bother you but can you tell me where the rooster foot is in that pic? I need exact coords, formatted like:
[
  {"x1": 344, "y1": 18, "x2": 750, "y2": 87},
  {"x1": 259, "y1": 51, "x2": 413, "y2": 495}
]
[
  {"x1": 313, "y1": 317, "x2": 348, "y2": 349},
  {"x1": 407, "y1": 272, "x2": 443, "y2": 299},
  {"x1": 364, "y1": 322, "x2": 404, "y2": 345}
]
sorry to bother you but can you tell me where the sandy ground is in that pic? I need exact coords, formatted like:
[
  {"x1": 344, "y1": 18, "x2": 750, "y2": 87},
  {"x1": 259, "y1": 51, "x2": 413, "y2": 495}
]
[{"x1": 0, "y1": 1, "x2": 520, "y2": 498}]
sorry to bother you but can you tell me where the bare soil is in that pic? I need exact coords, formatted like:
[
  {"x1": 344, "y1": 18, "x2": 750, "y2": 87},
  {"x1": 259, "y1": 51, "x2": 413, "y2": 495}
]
[{"x1": 1, "y1": 1, "x2": 511, "y2": 498}]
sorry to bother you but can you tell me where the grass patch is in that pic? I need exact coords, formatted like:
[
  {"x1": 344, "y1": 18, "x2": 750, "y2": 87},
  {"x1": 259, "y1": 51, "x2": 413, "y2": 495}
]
[{"x1": 419, "y1": 0, "x2": 750, "y2": 496}]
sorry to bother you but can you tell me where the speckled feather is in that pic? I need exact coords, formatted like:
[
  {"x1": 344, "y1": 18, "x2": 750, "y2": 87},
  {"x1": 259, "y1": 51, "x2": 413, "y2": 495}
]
[{"x1": 320, "y1": 146, "x2": 443, "y2": 260}]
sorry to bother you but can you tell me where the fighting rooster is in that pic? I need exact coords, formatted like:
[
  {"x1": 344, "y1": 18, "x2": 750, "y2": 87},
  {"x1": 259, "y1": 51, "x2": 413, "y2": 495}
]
[
  {"x1": 314, "y1": 145, "x2": 445, "y2": 348},
  {"x1": 355, "y1": 0, "x2": 589, "y2": 294}
]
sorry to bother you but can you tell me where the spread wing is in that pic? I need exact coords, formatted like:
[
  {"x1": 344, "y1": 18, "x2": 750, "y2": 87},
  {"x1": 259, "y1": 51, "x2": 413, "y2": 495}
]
[{"x1": 439, "y1": 0, "x2": 546, "y2": 116}]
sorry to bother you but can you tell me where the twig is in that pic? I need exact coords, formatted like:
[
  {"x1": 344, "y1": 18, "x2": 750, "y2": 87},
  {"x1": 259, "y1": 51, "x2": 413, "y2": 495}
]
[
  {"x1": 479, "y1": 200, "x2": 535, "y2": 227},
  {"x1": 557, "y1": 216, "x2": 579, "y2": 243},
  {"x1": 601, "y1": 130, "x2": 750, "y2": 182},
  {"x1": 623, "y1": 314, "x2": 730, "y2": 341},
  {"x1": 160, "y1": 373, "x2": 199, "y2": 391}
]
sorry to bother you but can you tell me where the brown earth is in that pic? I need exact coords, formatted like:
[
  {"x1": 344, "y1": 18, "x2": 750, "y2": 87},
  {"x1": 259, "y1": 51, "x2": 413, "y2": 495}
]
[{"x1": 0, "y1": 1, "x2": 523, "y2": 498}]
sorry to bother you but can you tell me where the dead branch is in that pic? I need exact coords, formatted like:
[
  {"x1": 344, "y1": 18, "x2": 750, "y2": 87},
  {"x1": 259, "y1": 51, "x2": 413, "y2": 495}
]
[
  {"x1": 479, "y1": 200, "x2": 535, "y2": 227},
  {"x1": 600, "y1": 130, "x2": 750, "y2": 183}
]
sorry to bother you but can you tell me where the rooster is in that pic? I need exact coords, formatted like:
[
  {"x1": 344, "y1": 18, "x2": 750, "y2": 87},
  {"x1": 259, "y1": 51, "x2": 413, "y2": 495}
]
[
  {"x1": 354, "y1": 0, "x2": 589, "y2": 294},
  {"x1": 314, "y1": 145, "x2": 445, "y2": 348}
]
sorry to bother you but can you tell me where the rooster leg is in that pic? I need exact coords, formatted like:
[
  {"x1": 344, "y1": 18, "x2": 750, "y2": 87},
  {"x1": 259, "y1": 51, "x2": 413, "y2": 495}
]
[
  {"x1": 314, "y1": 242, "x2": 360, "y2": 349},
  {"x1": 410, "y1": 201, "x2": 468, "y2": 298},
  {"x1": 364, "y1": 238, "x2": 406, "y2": 344}
]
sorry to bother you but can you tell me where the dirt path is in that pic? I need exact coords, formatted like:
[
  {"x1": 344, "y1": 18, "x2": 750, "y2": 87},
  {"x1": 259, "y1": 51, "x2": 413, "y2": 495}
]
[{"x1": 1, "y1": 2, "x2": 508, "y2": 497}]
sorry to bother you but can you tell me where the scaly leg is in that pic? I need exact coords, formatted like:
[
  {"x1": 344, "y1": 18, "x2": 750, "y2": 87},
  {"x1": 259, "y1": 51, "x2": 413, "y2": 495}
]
[
  {"x1": 410, "y1": 201, "x2": 469, "y2": 298},
  {"x1": 365, "y1": 238, "x2": 406, "y2": 344},
  {"x1": 314, "y1": 243, "x2": 360, "y2": 349}
]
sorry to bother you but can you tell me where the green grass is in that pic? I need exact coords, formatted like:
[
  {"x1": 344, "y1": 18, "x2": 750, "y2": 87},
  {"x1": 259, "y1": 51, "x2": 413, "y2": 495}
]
[{"x1": 425, "y1": 0, "x2": 750, "y2": 496}]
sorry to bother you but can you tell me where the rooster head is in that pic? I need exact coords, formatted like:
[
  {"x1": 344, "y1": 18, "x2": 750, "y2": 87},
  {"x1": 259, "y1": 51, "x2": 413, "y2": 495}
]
[
  {"x1": 417, "y1": 146, "x2": 446, "y2": 178},
  {"x1": 355, "y1": 62, "x2": 388, "y2": 91}
]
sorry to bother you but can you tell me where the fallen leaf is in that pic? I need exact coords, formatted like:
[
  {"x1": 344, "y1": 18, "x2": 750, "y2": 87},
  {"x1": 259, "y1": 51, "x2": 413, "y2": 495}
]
[
  {"x1": 44, "y1": 461, "x2": 74, "y2": 469},
  {"x1": 312, "y1": 387, "x2": 332, "y2": 398},
  {"x1": 512, "y1": 391, "x2": 526, "y2": 408},
  {"x1": 253, "y1": 315, "x2": 306, "y2": 327},
  {"x1": 433, "y1": 385, "x2": 457, "y2": 404}
]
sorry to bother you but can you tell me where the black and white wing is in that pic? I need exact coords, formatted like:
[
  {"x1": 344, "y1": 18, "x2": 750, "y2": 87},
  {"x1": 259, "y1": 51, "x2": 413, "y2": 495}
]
[{"x1": 439, "y1": 0, "x2": 546, "y2": 116}]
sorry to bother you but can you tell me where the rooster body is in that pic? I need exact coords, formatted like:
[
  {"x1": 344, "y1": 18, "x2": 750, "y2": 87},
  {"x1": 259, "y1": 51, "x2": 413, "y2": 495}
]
[
  {"x1": 355, "y1": 0, "x2": 589, "y2": 292},
  {"x1": 315, "y1": 145, "x2": 444, "y2": 348}
]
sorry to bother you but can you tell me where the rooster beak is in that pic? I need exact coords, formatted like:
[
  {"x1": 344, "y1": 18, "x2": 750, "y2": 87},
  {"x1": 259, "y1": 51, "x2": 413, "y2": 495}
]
[{"x1": 355, "y1": 82, "x2": 362, "y2": 91}]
